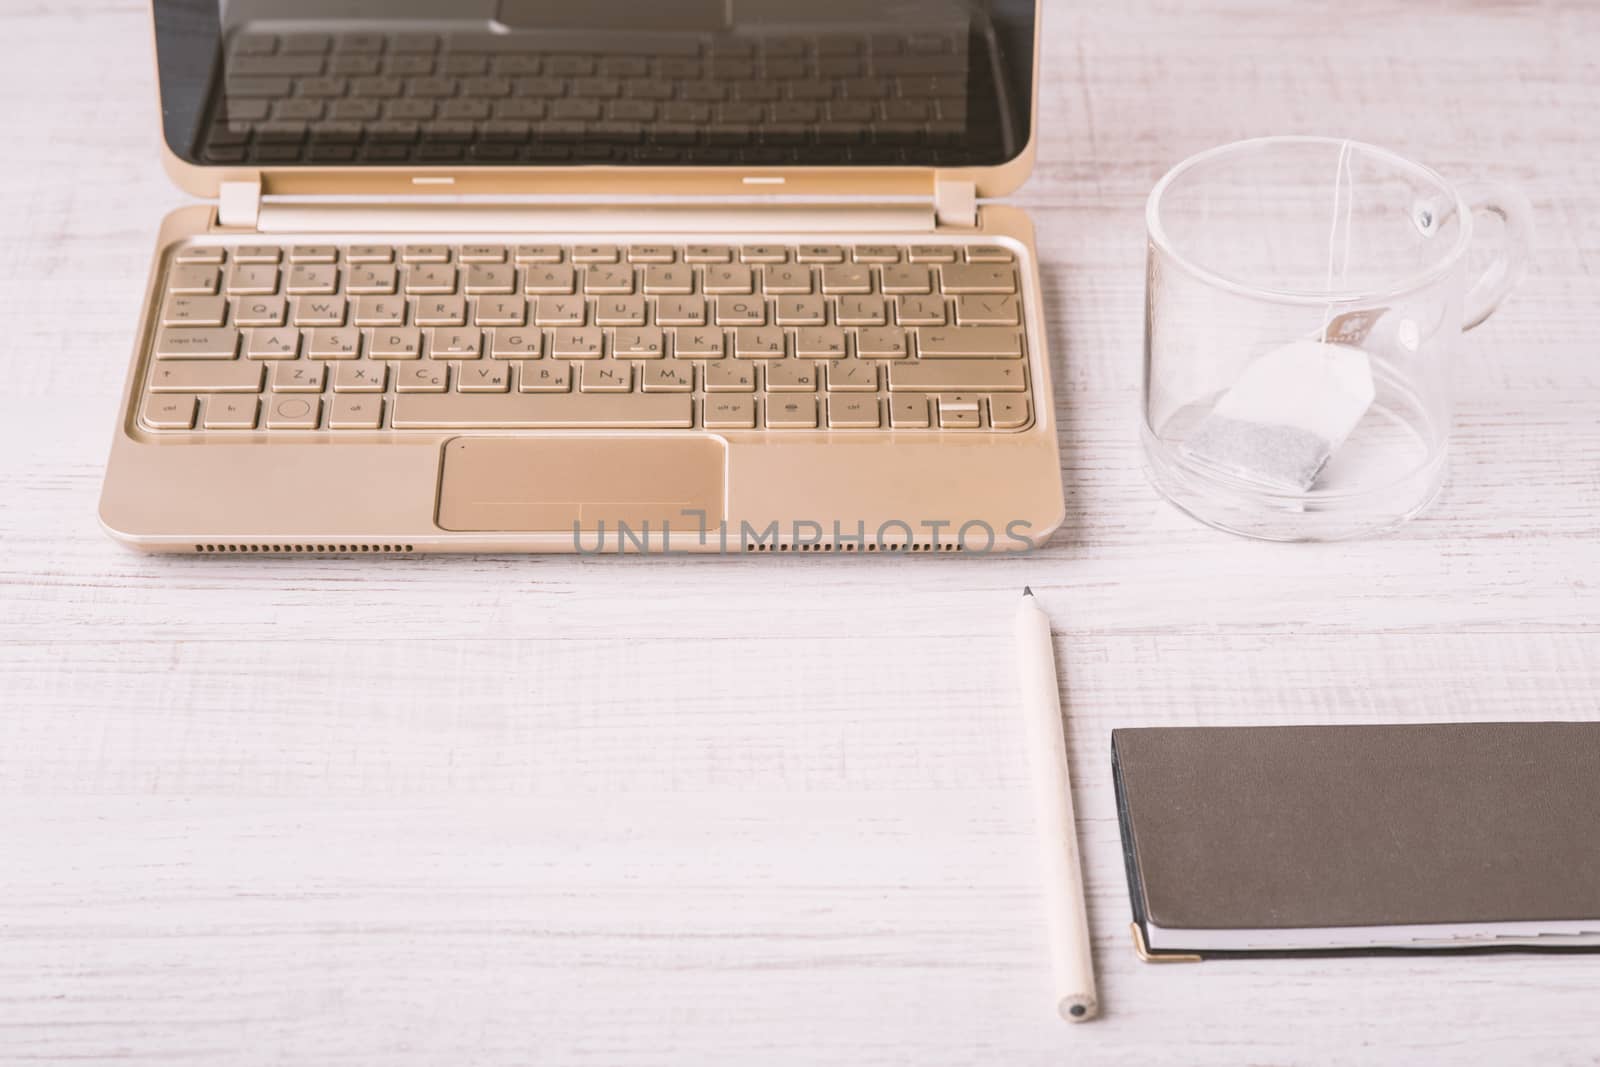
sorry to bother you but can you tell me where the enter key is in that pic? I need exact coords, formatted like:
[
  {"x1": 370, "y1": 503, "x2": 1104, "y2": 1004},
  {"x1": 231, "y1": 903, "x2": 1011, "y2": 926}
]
[{"x1": 916, "y1": 327, "x2": 1023, "y2": 359}]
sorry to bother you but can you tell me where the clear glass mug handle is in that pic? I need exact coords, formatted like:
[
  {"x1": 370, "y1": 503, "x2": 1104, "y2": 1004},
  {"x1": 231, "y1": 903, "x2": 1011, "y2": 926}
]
[{"x1": 1458, "y1": 181, "x2": 1534, "y2": 331}]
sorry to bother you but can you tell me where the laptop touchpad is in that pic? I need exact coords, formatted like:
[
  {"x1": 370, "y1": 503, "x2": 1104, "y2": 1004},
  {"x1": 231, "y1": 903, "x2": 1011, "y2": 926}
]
[{"x1": 437, "y1": 436, "x2": 727, "y2": 533}]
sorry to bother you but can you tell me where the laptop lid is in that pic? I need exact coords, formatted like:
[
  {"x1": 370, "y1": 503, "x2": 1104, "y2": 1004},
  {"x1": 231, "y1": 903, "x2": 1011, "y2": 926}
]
[{"x1": 150, "y1": 0, "x2": 1040, "y2": 201}]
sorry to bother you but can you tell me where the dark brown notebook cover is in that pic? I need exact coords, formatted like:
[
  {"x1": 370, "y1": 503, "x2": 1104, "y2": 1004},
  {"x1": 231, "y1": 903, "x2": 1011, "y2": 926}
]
[{"x1": 1112, "y1": 722, "x2": 1600, "y2": 957}]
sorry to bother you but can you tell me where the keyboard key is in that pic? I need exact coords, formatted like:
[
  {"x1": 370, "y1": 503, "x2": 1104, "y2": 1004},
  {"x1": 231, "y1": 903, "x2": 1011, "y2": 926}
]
[
  {"x1": 407, "y1": 264, "x2": 457, "y2": 294},
  {"x1": 353, "y1": 296, "x2": 405, "y2": 326},
  {"x1": 889, "y1": 395, "x2": 931, "y2": 428},
  {"x1": 765, "y1": 395, "x2": 817, "y2": 429},
  {"x1": 955, "y1": 295, "x2": 1021, "y2": 326},
  {"x1": 676, "y1": 329, "x2": 725, "y2": 359},
  {"x1": 895, "y1": 294, "x2": 946, "y2": 326},
  {"x1": 458, "y1": 362, "x2": 512, "y2": 393},
  {"x1": 518, "y1": 363, "x2": 572, "y2": 392},
  {"x1": 572, "y1": 244, "x2": 620, "y2": 263},
  {"x1": 161, "y1": 295, "x2": 228, "y2": 327},
  {"x1": 656, "y1": 295, "x2": 707, "y2": 326},
  {"x1": 643, "y1": 265, "x2": 694, "y2": 295},
  {"x1": 766, "y1": 360, "x2": 818, "y2": 392},
  {"x1": 762, "y1": 265, "x2": 813, "y2": 294},
  {"x1": 704, "y1": 394, "x2": 756, "y2": 428},
  {"x1": 174, "y1": 245, "x2": 226, "y2": 265},
  {"x1": 415, "y1": 296, "x2": 466, "y2": 326},
  {"x1": 149, "y1": 361, "x2": 265, "y2": 393},
  {"x1": 796, "y1": 244, "x2": 846, "y2": 263},
  {"x1": 916, "y1": 327, "x2": 1023, "y2": 359},
  {"x1": 203, "y1": 395, "x2": 260, "y2": 430},
  {"x1": 401, "y1": 244, "x2": 451, "y2": 263},
  {"x1": 228, "y1": 264, "x2": 280, "y2": 295},
  {"x1": 821, "y1": 265, "x2": 872, "y2": 294},
  {"x1": 642, "y1": 363, "x2": 693, "y2": 392},
  {"x1": 272, "y1": 362, "x2": 326, "y2": 392},
  {"x1": 704, "y1": 265, "x2": 753, "y2": 294},
  {"x1": 370, "y1": 327, "x2": 423, "y2": 359},
  {"x1": 717, "y1": 297, "x2": 766, "y2": 327},
  {"x1": 612, "y1": 326, "x2": 665, "y2": 358},
  {"x1": 393, "y1": 392, "x2": 693, "y2": 428},
  {"x1": 329, "y1": 394, "x2": 384, "y2": 429},
  {"x1": 855, "y1": 327, "x2": 909, "y2": 359},
  {"x1": 882, "y1": 265, "x2": 932, "y2": 294},
  {"x1": 734, "y1": 327, "x2": 785, "y2": 358},
  {"x1": 827, "y1": 360, "x2": 878, "y2": 392},
  {"x1": 155, "y1": 327, "x2": 239, "y2": 359},
  {"x1": 429, "y1": 328, "x2": 482, "y2": 359},
  {"x1": 292, "y1": 295, "x2": 347, "y2": 326},
  {"x1": 334, "y1": 362, "x2": 387, "y2": 392},
  {"x1": 989, "y1": 395, "x2": 1031, "y2": 429},
  {"x1": 836, "y1": 296, "x2": 887, "y2": 326},
  {"x1": 888, "y1": 359, "x2": 1026, "y2": 392},
  {"x1": 474, "y1": 296, "x2": 527, "y2": 327},
  {"x1": 795, "y1": 327, "x2": 847, "y2": 358},
  {"x1": 142, "y1": 393, "x2": 197, "y2": 429},
  {"x1": 580, "y1": 360, "x2": 633, "y2": 393},
  {"x1": 595, "y1": 297, "x2": 646, "y2": 326},
  {"x1": 684, "y1": 244, "x2": 733, "y2": 262},
  {"x1": 245, "y1": 327, "x2": 301, "y2": 359},
  {"x1": 828, "y1": 396, "x2": 880, "y2": 429},
  {"x1": 265, "y1": 395, "x2": 322, "y2": 429},
  {"x1": 490, "y1": 328, "x2": 543, "y2": 358},
  {"x1": 524, "y1": 266, "x2": 576, "y2": 294},
  {"x1": 395, "y1": 360, "x2": 451, "y2": 392},
  {"x1": 233, "y1": 297, "x2": 288, "y2": 327},
  {"x1": 939, "y1": 264, "x2": 1017, "y2": 294},
  {"x1": 347, "y1": 264, "x2": 398, "y2": 294},
  {"x1": 168, "y1": 265, "x2": 221, "y2": 295},
  {"x1": 514, "y1": 244, "x2": 564, "y2": 263},
  {"x1": 465, "y1": 264, "x2": 516, "y2": 294},
  {"x1": 551, "y1": 327, "x2": 603, "y2": 358},
  {"x1": 937, "y1": 395, "x2": 983, "y2": 429},
  {"x1": 705, "y1": 361, "x2": 756, "y2": 391}
]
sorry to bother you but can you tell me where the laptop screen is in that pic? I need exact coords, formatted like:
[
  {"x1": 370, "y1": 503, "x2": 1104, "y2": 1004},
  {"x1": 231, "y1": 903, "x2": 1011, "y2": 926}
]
[{"x1": 152, "y1": 1, "x2": 1037, "y2": 171}]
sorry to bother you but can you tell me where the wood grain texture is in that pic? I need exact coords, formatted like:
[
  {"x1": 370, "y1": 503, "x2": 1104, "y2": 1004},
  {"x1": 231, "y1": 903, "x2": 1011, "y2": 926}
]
[{"x1": 2, "y1": 1, "x2": 1599, "y2": 1064}]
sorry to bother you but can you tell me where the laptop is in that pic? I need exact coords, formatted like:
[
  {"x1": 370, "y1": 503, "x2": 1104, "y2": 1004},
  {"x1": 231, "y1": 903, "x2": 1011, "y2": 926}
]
[{"x1": 100, "y1": 0, "x2": 1063, "y2": 555}]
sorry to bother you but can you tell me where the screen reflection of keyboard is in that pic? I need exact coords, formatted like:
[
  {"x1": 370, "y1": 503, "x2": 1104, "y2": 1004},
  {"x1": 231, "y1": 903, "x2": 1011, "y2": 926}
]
[{"x1": 204, "y1": 30, "x2": 977, "y2": 165}]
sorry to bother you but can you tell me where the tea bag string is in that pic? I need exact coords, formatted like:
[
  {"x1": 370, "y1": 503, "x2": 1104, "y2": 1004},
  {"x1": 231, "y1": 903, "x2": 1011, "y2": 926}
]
[{"x1": 1320, "y1": 138, "x2": 1355, "y2": 343}]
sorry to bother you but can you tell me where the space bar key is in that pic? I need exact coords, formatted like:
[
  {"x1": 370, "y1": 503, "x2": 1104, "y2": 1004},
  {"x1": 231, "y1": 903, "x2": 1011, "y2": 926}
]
[{"x1": 393, "y1": 393, "x2": 695, "y2": 429}]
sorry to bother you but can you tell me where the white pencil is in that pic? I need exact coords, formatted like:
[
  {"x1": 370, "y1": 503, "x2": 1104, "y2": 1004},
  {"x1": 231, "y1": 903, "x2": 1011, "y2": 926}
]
[{"x1": 1015, "y1": 587, "x2": 1099, "y2": 1022}]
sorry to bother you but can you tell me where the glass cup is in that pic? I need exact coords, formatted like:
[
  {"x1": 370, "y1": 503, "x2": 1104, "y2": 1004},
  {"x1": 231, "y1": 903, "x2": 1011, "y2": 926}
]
[{"x1": 1142, "y1": 136, "x2": 1532, "y2": 540}]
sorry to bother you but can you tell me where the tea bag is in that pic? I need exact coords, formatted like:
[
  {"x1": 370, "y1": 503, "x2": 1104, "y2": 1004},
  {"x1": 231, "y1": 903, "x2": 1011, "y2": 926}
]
[
  {"x1": 1180, "y1": 339, "x2": 1375, "y2": 491},
  {"x1": 1179, "y1": 139, "x2": 1378, "y2": 493}
]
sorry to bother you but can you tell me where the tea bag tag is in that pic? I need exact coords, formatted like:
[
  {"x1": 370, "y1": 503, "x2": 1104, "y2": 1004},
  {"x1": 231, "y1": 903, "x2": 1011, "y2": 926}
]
[{"x1": 1180, "y1": 339, "x2": 1376, "y2": 493}]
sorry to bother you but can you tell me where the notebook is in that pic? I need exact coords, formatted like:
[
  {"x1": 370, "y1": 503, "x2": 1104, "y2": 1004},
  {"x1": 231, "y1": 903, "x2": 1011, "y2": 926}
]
[{"x1": 1112, "y1": 722, "x2": 1600, "y2": 958}]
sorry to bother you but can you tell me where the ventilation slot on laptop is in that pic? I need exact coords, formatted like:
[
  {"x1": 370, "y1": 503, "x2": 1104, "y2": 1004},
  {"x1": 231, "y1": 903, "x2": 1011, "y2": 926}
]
[
  {"x1": 744, "y1": 542, "x2": 965, "y2": 554},
  {"x1": 193, "y1": 543, "x2": 415, "y2": 555}
]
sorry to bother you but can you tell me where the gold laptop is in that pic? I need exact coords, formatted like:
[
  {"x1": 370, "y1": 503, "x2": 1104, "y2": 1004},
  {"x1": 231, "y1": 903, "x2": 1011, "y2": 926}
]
[{"x1": 101, "y1": 0, "x2": 1064, "y2": 555}]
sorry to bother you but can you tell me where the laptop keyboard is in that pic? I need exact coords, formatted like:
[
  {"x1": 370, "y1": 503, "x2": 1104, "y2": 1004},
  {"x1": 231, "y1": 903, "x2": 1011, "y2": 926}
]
[
  {"x1": 142, "y1": 240, "x2": 1033, "y2": 435},
  {"x1": 203, "y1": 29, "x2": 988, "y2": 166}
]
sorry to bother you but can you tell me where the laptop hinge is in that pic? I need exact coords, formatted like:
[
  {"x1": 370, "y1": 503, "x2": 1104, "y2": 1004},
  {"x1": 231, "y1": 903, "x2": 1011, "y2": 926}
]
[
  {"x1": 218, "y1": 178, "x2": 262, "y2": 229},
  {"x1": 934, "y1": 179, "x2": 978, "y2": 229}
]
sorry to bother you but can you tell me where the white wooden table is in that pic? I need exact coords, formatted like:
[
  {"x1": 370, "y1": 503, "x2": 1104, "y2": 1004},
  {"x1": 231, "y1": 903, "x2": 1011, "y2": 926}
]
[{"x1": 3, "y1": 2, "x2": 1598, "y2": 1063}]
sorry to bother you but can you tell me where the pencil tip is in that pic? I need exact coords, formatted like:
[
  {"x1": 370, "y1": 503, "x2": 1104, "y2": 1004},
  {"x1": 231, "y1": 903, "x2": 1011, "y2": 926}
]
[{"x1": 1022, "y1": 586, "x2": 1033, "y2": 597}]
